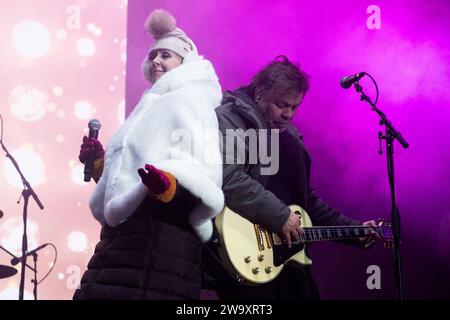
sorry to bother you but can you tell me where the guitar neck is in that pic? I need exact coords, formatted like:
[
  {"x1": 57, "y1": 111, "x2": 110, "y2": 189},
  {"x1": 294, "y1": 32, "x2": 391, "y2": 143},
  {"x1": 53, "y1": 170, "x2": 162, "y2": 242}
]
[{"x1": 300, "y1": 226, "x2": 374, "y2": 242}]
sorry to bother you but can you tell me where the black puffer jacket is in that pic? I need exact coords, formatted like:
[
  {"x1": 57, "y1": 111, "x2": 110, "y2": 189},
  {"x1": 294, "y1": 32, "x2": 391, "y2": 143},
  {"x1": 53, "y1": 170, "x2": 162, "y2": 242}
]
[{"x1": 73, "y1": 186, "x2": 203, "y2": 300}]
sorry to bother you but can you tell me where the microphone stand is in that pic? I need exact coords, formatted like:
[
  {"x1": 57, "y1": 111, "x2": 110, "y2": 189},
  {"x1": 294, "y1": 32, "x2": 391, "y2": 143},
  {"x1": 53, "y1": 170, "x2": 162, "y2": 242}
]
[
  {"x1": 31, "y1": 252, "x2": 38, "y2": 300},
  {"x1": 352, "y1": 81, "x2": 408, "y2": 300},
  {"x1": 0, "y1": 139, "x2": 44, "y2": 300},
  {"x1": 0, "y1": 244, "x2": 38, "y2": 300}
]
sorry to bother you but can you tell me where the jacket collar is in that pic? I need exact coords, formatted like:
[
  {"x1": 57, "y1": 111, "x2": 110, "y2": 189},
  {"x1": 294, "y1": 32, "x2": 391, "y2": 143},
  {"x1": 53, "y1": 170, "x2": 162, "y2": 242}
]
[
  {"x1": 223, "y1": 86, "x2": 304, "y2": 141},
  {"x1": 222, "y1": 86, "x2": 268, "y2": 129},
  {"x1": 149, "y1": 51, "x2": 219, "y2": 95}
]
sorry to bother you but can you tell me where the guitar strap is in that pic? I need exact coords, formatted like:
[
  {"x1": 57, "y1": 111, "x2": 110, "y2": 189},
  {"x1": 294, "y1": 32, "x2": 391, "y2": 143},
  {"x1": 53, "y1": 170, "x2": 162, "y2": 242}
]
[
  {"x1": 203, "y1": 224, "x2": 225, "y2": 267},
  {"x1": 201, "y1": 222, "x2": 241, "y2": 283}
]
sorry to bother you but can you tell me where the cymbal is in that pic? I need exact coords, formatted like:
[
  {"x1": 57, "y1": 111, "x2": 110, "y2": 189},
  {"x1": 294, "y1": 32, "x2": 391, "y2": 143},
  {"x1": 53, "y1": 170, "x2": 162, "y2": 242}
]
[{"x1": 0, "y1": 264, "x2": 17, "y2": 279}]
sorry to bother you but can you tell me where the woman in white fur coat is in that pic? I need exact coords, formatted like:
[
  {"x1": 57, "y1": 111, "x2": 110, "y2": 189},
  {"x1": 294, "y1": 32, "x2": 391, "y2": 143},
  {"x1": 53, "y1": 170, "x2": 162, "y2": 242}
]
[{"x1": 73, "y1": 10, "x2": 224, "y2": 300}]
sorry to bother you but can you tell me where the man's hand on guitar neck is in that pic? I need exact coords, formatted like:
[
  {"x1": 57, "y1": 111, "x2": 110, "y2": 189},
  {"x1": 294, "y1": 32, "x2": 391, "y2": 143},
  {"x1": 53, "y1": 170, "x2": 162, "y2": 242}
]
[
  {"x1": 279, "y1": 209, "x2": 304, "y2": 248},
  {"x1": 359, "y1": 220, "x2": 380, "y2": 249}
]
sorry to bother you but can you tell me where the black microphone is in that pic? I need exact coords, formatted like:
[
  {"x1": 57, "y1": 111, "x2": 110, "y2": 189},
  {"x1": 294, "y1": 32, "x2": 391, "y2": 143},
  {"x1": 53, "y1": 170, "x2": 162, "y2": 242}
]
[
  {"x1": 11, "y1": 244, "x2": 49, "y2": 266},
  {"x1": 340, "y1": 72, "x2": 366, "y2": 89},
  {"x1": 83, "y1": 119, "x2": 102, "y2": 182}
]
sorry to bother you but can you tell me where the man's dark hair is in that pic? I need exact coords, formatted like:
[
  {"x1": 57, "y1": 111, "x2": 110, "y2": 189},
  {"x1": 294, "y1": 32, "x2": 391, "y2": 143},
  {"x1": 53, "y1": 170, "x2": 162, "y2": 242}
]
[{"x1": 250, "y1": 55, "x2": 310, "y2": 100}]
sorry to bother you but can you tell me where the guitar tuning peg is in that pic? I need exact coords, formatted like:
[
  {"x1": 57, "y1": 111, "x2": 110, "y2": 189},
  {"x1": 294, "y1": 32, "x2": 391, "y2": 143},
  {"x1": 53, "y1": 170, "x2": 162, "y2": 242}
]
[{"x1": 383, "y1": 242, "x2": 394, "y2": 249}]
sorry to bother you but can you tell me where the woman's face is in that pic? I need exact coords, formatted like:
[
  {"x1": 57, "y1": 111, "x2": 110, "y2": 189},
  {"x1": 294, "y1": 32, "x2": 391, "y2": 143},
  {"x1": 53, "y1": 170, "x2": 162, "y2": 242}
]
[{"x1": 148, "y1": 49, "x2": 182, "y2": 84}]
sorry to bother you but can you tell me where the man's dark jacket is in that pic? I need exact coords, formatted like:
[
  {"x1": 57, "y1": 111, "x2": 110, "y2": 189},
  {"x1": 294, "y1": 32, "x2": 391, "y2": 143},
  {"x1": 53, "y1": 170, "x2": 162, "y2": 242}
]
[{"x1": 215, "y1": 86, "x2": 360, "y2": 233}]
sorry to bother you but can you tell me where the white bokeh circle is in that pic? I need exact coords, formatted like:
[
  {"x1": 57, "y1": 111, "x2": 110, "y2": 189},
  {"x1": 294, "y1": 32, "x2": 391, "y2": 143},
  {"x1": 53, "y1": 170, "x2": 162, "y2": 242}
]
[
  {"x1": 0, "y1": 216, "x2": 40, "y2": 256},
  {"x1": 2, "y1": 146, "x2": 46, "y2": 188},
  {"x1": 67, "y1": 231, "x2": 88, "y2": 252},
  {"x1": 77, "y1": 38, "x2": 96, "y2": 57},
  {"x1": 10, "y1": 85, "x2": 47, "y2": 122},
  {"x1": 74, "y1": 101, "x2": 94, "y2": 120},
  {"x1": 12, "y1": 20, "x2": 51, "y2": 58}
]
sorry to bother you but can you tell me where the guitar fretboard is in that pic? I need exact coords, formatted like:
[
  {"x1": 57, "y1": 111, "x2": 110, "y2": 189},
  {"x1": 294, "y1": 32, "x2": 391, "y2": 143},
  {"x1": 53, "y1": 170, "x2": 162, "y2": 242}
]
[{"x1": 299, "y1": 226, "x2": 373, "y2": 242}]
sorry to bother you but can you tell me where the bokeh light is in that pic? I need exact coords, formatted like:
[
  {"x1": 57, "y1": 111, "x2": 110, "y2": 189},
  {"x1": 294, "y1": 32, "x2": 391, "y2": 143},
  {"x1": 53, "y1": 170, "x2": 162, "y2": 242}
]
[
  {"x1": 0, "y1": 217, "x2": 40, "y2": 256},
  {"x1": 86, "y1": 23, "x2": 96, "y2": 32},
  {"x1": 0, "y1": 0, "x2": 126, "y2": 300},
  {"x1": 12, "y1": 21, "x2": 51, "y2": 58},
  {"x1": 2, "y1": 145, "x2": 46, "y2": 188},
  {"x1": 94, "y1": 28, "x2": 103, "y2": 37},
  {"x1": 46, "y1": 102, "x2": 57, "y2": 112},
  {"x1": 67, "y1": 231, "x2": 88, "y2": 252},
  {"x1": 70, "y1": 164, "x2": 87, "y2": 186},
  {"x1": 87, "y1": 23, "x2": 103, "y2": 37},
  {"x1": 0, "y1": 287, "x2": 33, "y2": 300},
  {"x1": 77, "y1": 38, "x2": 96, "y2": 57},
  {"x1": 74, "y1": 101, "x2": 94, "y2": 120},
  {"x1": 9, "y1": 85, "x2": 47, "y2": 122},
  {"x1": 55, "y1": 29, "x2": 68, "y2": 41},
  {"x1": 52, "y1": 86, "x2": 64, "y2": 97}
]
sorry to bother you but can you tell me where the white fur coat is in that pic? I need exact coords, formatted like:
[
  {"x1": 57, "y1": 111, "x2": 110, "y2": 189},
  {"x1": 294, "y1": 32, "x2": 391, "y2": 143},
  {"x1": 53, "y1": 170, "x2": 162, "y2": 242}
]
[{"x1": 89, "y1": 52, "x2": 224, "y2": 242}]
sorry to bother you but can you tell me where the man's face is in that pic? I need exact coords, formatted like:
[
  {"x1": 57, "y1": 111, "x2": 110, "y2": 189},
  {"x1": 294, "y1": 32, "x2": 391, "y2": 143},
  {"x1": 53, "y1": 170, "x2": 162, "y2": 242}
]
[{"x1": 256, "y1": 90, "x2": 304, "y2": 132}]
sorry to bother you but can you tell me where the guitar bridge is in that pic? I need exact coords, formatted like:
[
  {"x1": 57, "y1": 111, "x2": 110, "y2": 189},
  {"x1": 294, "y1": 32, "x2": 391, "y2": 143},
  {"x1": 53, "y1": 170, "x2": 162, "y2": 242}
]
[{"x1": 262, "y1": 228, "x2": 273, "y2": 249}]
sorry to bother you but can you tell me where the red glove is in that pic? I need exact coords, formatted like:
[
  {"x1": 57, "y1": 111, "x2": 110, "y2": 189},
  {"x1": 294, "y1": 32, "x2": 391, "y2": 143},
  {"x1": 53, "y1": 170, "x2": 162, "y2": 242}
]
[
  {"x1": 137, "y1": 164, "x2": 170, "y2": 195},
  {"x1": 78, "y1": 136, "x2": 105, "y2": 164}
]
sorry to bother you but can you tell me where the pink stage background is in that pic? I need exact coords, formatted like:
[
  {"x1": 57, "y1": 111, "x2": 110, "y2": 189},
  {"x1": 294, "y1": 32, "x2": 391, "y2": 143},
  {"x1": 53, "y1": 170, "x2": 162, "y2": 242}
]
[{"x1": 126, "y1": 0, "x2": 450, "y2": 299}]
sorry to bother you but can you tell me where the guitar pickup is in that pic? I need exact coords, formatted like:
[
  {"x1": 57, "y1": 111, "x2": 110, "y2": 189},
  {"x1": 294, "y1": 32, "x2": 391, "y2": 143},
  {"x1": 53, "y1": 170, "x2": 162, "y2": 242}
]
[{"x1": 254, "y1": 224, "x2": 265, "y2": 251}]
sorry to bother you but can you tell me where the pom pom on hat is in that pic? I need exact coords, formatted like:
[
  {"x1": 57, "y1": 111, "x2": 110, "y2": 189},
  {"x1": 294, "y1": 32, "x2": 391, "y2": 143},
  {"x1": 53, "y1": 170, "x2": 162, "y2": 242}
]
[
  {"x1": 144, "y1": 9, "x2": 198, "y2": 59},
  {"x1": 145, "y1": 9, "x2": 176, "y2": 39}
]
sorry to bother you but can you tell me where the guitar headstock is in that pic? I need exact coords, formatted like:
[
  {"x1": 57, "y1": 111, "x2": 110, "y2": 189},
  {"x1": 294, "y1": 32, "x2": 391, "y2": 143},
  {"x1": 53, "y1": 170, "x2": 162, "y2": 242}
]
[{"x1": 376, "y1": 219, "x2": 394, "y2": 248}]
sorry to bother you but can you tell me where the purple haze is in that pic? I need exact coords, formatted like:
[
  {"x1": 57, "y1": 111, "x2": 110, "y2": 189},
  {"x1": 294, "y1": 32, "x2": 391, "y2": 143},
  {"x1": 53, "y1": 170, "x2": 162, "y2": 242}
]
[{"x1": 126, "y1": 0, "x2": 450, "y2": 299}]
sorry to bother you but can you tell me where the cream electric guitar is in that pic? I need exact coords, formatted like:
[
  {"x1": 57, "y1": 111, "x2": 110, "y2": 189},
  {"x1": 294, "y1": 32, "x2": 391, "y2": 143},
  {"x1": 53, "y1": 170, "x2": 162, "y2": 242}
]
[{"x1": 214, "y1": 205, "x2": 393, "y2": 285}]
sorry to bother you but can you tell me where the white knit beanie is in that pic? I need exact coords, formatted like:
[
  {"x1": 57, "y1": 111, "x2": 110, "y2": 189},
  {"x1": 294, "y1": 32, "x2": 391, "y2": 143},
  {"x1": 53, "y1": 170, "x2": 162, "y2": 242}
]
[{"x1": 145, "y1": 9, "x2": 197, "y2": 58}]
